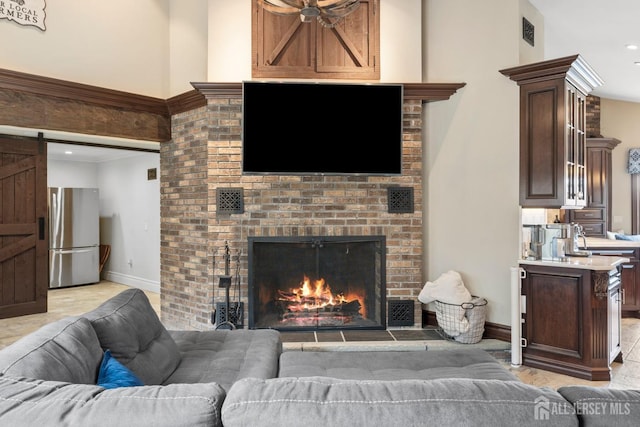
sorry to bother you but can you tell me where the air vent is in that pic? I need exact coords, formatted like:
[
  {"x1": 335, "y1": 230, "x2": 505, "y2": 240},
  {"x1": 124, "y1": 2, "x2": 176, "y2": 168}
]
[
  {"x1": 387, "y1": 187, "x2": 414, "y2": 213},
  {"x1": 388, "y1": 300, "x2": 414, "y2": 326},
  {"x1": 217, "y1": 188, "x2": 244, "y2": 214},
  {"x1": 522, "y1": 17, "x2": 535, "y2": 46}
]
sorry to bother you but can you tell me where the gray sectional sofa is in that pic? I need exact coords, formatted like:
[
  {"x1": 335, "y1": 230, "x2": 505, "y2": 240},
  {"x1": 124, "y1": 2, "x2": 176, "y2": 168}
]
[{"x1": 0, "y1": 288, "x2": 638, "y2": 426}]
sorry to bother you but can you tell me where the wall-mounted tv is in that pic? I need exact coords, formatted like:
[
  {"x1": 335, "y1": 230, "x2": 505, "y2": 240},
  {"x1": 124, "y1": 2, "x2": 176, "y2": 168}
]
[{"x1": 242, "y1": 81, "x2": 403, "y2": 176}]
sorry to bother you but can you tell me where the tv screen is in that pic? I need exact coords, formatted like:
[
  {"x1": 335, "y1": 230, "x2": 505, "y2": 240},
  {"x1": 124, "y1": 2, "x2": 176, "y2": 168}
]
[{"x1": 242, "y1": 81, "x2": 403, "y2": 175}]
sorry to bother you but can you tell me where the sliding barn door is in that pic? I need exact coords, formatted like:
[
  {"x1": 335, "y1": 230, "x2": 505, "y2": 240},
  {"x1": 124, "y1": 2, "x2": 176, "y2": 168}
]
[{"x1": 0, "y1": 135, "x2": 48, "y2": 319}]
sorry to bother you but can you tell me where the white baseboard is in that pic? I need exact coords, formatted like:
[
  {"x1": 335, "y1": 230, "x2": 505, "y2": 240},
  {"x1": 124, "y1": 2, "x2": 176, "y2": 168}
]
[{"x1": 105, "y1": 271, "x2": 160, "y2": 294}]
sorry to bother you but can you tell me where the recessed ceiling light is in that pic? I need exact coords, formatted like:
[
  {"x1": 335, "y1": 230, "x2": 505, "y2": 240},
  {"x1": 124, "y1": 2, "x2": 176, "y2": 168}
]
[
  {"x1": 626, "y1": 44, "x2": 638, "y2": 50},
  {"x1": 64, "y1": 150, "x2": 73, "y2": 155},
  {"x1": 635, "y1": 62, "x2": 640, "y2": 66}
]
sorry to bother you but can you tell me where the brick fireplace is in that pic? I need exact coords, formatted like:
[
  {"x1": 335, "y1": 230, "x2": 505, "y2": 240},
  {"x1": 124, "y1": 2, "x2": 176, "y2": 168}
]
[{"x1": 159, "y1": 83, "x2": 430, "y2": 331}]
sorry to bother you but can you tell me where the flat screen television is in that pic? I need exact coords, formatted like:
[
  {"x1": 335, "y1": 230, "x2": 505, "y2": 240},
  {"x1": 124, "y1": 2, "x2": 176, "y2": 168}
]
[{"x1": 242, "y1": 81, "x2": 403, "y2": 175}]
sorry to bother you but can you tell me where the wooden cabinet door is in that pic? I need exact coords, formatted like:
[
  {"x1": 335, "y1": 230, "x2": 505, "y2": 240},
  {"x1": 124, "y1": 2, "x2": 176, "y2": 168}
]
[
  {"x1": 0, "y1": 135, "x2": 48, "y2": 319},
  {"x1": 608, "y1": 277, "x2": 622, "y2": 364},
  {"x1": 621, "y1": 260, "x2": 640, "y2": 314},
  {"x1": 586, "y1": 146, "x2": 608, "y2": 208},
  {"x1": 252, "y1": 0, "x2": 379, "y2": 79},
  {"x1": 565, "y1": 82, "x2": 587, "y2": 208},
  {"x1": 519, "y1": 78, "x2": 566, "y2": 207}
]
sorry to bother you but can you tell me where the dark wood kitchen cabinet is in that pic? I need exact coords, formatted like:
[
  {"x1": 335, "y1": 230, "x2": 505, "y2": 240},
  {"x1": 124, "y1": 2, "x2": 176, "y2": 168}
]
[
  {"x1": 519, "y1": 262, "x2": 622, "y2": 381},
  {"x1": 500, "y1": 55, "x2": 603, "y2": 208},
  {"x1": 589, "y1": 247, "x2": 640, "y2": 318},
  {"x1": 567, "y1": 138, "x2": 620, "y2": 237}
]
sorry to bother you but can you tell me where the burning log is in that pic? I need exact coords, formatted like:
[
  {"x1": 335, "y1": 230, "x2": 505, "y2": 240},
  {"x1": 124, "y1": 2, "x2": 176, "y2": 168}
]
[{"x1": 275, "y1": 276, "x2": 365, "y2": 324}]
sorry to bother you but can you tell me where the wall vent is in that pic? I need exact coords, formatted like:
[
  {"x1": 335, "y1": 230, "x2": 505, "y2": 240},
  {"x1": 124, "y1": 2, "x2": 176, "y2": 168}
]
[
  {"x1": 388, "y1": 300, "x2": 414, "y2": 326},
  {"x1": 217, "y1": 188, "x2": 244, "y2": 214},
  {"x1": 387, "y1": 187, "x2": 414, "y2": 213}
]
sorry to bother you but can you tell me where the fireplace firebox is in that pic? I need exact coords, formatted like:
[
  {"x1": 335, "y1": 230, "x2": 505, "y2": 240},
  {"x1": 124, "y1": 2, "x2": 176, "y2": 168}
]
[{"x1": 248, "y1": 236, "x2": 386, "y2": 331}]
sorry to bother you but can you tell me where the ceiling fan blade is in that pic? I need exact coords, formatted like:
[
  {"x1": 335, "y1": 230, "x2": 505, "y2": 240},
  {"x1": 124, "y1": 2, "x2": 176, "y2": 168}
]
[
  {"x1": 321, "y1": 0, "x2": 360, "y2": 15},
  {"x1": 262, "y1": 0, "x2": 300, "y2": 15}
]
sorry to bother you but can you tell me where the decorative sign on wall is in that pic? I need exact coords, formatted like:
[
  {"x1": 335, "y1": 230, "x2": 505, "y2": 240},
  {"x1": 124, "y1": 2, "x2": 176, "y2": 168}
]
[{"x1": 0, "y1": 0, "x2": 46, "y2": 31}]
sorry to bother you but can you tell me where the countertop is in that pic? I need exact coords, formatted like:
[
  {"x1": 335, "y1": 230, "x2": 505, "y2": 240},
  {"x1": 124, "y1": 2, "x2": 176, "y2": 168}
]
[
  {"x1": 519, "y1": 255, "x2": 629, "y2": 271},
  {"x1": 584, "y1": 237, "x2": 640, "y2": 248}
]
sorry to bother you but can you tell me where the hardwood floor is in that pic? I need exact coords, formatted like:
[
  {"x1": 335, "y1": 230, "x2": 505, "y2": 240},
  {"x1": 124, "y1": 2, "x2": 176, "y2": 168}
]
[
  {"x1": 0, "y1": 281, "x2": 160, "y2": 350},
  {"x1": 1, "y1": 280, "x2": 639, "y2": 391}
]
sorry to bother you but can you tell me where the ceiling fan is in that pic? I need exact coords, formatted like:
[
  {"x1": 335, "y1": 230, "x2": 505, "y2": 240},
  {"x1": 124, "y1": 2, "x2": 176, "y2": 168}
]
[{"x1": 261, "y1": 0, "x2": 361, "y2": 28}]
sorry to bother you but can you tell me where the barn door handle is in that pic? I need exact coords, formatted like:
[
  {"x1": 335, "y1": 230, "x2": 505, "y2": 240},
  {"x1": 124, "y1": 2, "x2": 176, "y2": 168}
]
[{"x1": 38, "y1": 217, "x2": 45, "y2": 240}]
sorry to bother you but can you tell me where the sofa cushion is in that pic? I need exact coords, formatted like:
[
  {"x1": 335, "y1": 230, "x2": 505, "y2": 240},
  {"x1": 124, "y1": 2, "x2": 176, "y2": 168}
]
[
  {"x1": 278, "y1": 349, "x2": 519, "y2": 381},
  {"x1": 0, "y1": 375, "x2": 225, "y2": 427},
  {"x1": 83, "y1": 288, "x2": 180, "y2": 385},
  {"x1": 558, "y1": 386, "x2": 640, "y2": 427},
  {"x1": 222, "y1": 376, "x2": 578, "y2": 427},
  {"x1": 97, "y1": 350, "x2": 144, "y2": 389},
  {"x1": 164, "y1": 329, "x2": 282, "y2": 391},
  {"x1": 0, "y1": 316, "x2": 103, "y2": 384}
]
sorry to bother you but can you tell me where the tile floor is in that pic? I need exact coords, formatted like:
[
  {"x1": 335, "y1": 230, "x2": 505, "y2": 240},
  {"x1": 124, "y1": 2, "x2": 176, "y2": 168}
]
[{"x1": 1, "y1": 280, "x2": 639, "y2": 391}]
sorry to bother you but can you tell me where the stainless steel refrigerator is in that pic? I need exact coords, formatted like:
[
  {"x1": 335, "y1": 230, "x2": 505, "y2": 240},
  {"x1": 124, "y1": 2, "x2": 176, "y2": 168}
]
[{"x1": 49, "y1": 187, "x2": 100, "y2": 288}]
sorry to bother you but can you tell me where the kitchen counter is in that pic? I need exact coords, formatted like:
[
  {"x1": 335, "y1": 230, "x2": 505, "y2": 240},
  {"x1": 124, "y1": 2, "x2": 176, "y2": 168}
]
[
  {"x1": 519, "y1": 255, "x2": 629, "y2": 271},
  {"x1": 585, "y1": 237, "x2": 640, "y2": 248},
  {"x1": 519, "y1": 254, "x2": 625, "y2": 381}
]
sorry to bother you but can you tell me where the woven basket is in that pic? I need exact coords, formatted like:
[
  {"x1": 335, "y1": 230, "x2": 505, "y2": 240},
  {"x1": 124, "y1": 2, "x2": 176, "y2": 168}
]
[{"x1": 434, "y1": 296, "x2": 487, "y2": 344}]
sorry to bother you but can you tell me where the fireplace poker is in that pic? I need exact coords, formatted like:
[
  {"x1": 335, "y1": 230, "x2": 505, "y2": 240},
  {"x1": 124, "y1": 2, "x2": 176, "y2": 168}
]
[{"x1": 215, "y1": 242, "x2": 235, "y2": 330}]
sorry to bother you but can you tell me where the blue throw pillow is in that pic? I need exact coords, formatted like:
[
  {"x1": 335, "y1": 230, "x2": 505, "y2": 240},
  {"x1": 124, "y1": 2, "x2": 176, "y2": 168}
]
[
  {"x1": 615, "y1": 234, "x2": 640, "y2": 241},
  {"x1": 97, "y1": 350, "x2": 144, "y2": 389}
]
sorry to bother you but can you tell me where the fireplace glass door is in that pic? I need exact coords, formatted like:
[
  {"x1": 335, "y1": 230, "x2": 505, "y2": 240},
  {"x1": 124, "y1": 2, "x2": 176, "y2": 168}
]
[{"x1": 248, "y1": 236, "x2": 386, "y2": 331}]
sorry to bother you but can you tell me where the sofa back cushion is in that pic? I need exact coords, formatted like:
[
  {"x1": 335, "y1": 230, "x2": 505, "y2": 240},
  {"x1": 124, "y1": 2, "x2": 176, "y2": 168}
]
[
  {"x1": 83, "y1": 288, "x2": 181, "y2": 385},
  {"x1": 558, "y1": 386, "x2": 640, "y2": 426},
  {"x1": 0, "y1": 376, "x2": 226, "y2": 427},
  {"x1": 222, "y1": 377, "x2": 578, "y2": 427},
  {"x1": 0, "y1": 316, "x2": 103, "y2": 384}
]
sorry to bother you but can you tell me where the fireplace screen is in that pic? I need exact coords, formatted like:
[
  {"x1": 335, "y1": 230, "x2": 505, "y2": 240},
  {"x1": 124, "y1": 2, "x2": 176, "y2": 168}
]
[{"x1": 248, "y1": 236, "x2": 386, "y2": 331}]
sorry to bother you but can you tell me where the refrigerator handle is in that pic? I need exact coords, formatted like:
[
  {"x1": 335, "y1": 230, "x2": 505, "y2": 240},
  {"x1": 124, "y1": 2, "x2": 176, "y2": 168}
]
[{"x1": 38, "y1": 217, "x2": 45, "y2": 240}]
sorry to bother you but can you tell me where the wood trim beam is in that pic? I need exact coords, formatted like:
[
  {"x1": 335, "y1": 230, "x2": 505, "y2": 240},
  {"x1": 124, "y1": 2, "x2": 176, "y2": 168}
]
[
  {"x1": 0, "y1": 68, "x2": 169, "y2": 116},
  {"x1": 166, "y1": 90, "x2": 207, "y2": 115}
]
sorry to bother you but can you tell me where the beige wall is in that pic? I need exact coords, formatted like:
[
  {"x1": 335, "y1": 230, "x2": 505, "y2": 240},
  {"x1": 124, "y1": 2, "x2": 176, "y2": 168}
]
[
  {"x1": 602, "y1": 98, "x2": 640, "y2": 234},
  {"x1": 170, "y1": 0, "x2": 208, "y2": 95},
  {"x1": 424, "y1": 0, "x2": 544, "y2": 325},
  {"x1": 0, "y1": 0, "x2": 171, "y2": 98}
]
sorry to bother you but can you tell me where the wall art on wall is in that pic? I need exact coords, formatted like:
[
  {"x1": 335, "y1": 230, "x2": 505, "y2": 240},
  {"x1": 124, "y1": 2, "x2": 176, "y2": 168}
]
[{"x1": 0, "y1": 0, "x2": 46, "y2": 31}]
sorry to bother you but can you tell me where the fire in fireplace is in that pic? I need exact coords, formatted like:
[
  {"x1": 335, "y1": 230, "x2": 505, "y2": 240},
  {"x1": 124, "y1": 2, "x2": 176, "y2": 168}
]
[{"x1": 248, "y1": 236, "x2": 386, "y2": 331}]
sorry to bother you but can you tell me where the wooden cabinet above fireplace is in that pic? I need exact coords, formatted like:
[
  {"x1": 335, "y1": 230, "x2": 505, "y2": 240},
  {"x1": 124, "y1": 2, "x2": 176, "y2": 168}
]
[{"x1": 252, "y1": 0, "x2": 379, "y2": 80}]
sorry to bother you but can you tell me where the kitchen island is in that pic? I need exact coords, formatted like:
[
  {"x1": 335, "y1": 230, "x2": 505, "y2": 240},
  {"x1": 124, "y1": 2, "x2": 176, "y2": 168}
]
[{"x1": 518, "y1": 255, "x2": 628, "y2": 381}]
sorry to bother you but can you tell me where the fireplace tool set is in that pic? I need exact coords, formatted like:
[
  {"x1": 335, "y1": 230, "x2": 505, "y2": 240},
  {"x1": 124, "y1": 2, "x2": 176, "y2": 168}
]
[{"x1": 214, "y1": 242, "x2": 243, "y2": 330}]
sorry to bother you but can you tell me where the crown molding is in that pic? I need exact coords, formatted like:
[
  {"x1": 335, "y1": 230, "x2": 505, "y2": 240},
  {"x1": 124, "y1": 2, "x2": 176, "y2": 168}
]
[
  {"x1": 191, "y1": 82, "x2": 466, "y2": 102},
  {"x1": 0, "y1": 68, "x2": 169, "y2": 116}
]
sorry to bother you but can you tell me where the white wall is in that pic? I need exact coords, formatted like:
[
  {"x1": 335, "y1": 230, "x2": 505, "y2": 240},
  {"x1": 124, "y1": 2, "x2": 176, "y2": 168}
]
[
  {"x1": 48, "y1": 159, "x2": 99, "y2": 188},
  {"x1": 98, "y1": 154, "x2": 161, "y2": 292}
]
